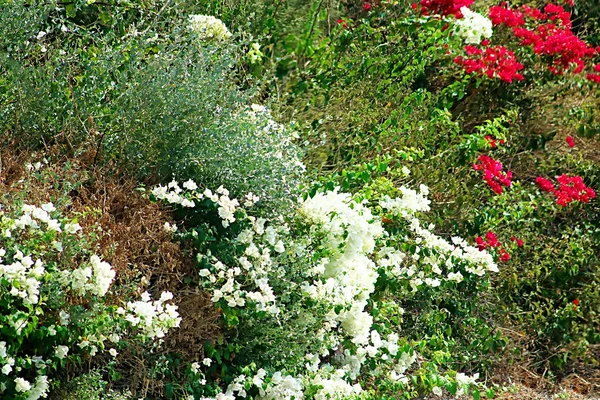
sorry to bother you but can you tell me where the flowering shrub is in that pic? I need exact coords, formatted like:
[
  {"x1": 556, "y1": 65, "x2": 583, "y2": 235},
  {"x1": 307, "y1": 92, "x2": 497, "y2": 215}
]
[
  {"x1": 0, "y1": 170, "x2": 180, "y2": 399},
  {"x1": 417, "y1": 0, "x2": 474, "y2": 18},
  {"x1": 153, "y1": 180, "x2": 499, "y2": 398},
  {"x1": 454, "y1": 44, "x2": 524, "y2": 83}
]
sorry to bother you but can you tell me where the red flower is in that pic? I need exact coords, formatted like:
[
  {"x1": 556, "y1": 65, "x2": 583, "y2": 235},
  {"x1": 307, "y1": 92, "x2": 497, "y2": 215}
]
[
  {"x1": 473, "y1": 155, "x2": 513, "y2": 194},
  {"x1": 517, "y1": 239, "x2": 524, "y2": 247},
  {"x1": 336, "y1": 18, "x2": 349, "y2": 28},
  {"x1": 566, "y1": 135, "x2": 575, "y2": 147},
  {"x1": 476, "y1": 236, "x2": 487, "y2": 251},
  {"x1": 454, "y1": 45, "x2": 524, "y2": 83},
  {"x1": 587, "y1": 73, "x2": 600, "y2": 83},
  {"x1": 363, "y1": 2, "x2": 372, "y2": 11},
  {"x1": 418, "y1": 0, "x2": 474, "y2": 17},
  {"x1": 536, "y1": 176, "x2": 555, "y2": 193},
  {"x1": 485, "y1": 232, "x2": 500, "y2": 248},
  {"x1": 573, "y1": 298, "x2": 579, "y2": 306},
  {"x1": 499, "y1": 248, "x2": 510, "y2": 262}
]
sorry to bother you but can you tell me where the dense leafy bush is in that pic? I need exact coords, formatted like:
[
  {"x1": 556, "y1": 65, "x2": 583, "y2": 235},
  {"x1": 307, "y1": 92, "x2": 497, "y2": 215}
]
[
  {"x1": 0, "y1": 4, "x2": 304, "y2": 207},
  {"x1": 1, "y1": 0, "x2": 600, "y2": 398}
]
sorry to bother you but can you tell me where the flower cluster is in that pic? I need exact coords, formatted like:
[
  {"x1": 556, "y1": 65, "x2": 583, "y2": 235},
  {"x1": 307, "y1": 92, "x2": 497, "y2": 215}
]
[
  {"x1": 454, "y1": 7, "x2": 493, "y2": 45},
  {"x1": 455, "y1": 44, "x2": 524, "y2": 83},
  {"x1": 300, "y1": 190, "x2": 384, "y2": 344},
  {"x1": 418, "y1": 0, "x2": 474, "y2": 18},
  {"x1": 475, "y1": 232, "x2": 510, "y2": 262},
  {"x1": 68, "y1": 255, "x2": 116, "y2": 297},
  {"x1": 485, "y1": 135, "x2": 505, "y2": 148},
  {"x1": 472, "y1": 155, "x2": 513, "y2": 194},
  {"x1": 536, "y1": 175, "x2": 596, "y2": 206},
  {"x1": 489, "y1": 3, "x2": 597, "y2": 76},
  {"x1": 121, "y1": 291, "x2": 182, "y2": 339},
  {"x1": 188, "y1": 15, "x2": 232, "y2": 41},
  {"x1": 0, "y1": 188, "x2": 182, "y2": 400}
]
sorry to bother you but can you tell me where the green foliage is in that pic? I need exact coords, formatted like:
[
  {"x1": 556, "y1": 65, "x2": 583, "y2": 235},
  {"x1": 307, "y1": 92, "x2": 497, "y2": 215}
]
[{"x1": 54, "y1": 370, "x2": 132, "y2": 400}]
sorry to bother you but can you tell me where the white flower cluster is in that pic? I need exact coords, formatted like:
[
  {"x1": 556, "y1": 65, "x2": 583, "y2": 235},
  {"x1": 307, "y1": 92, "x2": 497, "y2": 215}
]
[
  {"x1": 1, "y1": 341, "x2": 50, "y2": 399},
  {"x1": 257, "y1": 372, "x2": 304, "y2": 400},
  {"x1": 69, "y1": 255, "x2": 116, "y2": 297},
  {"x1": 300, "y1": 190, "x2": 384, "y2": 345},
  {"x1": 454, "y1": 7, "x2": 493, "y2": 44},
  {"x1": 122, "y1": 291, "x2": 181, "y2": 339},
  {"x1": 189, "y1": 15, "x2": 232, "y2": 41},
  {"x1": 0, "y1": 248, "x2": 45, "y2": 305},
  {"x1": 154, "y1": 183, "x2": 492, "y2": 399},
  {"x1": 152, "y1": 180, "x2": 197, "y2": 208},
  {"x1": 380, "y1": 184, "x2": 431, "y2": 218},
  {"x1": 379, "y1": 185, "x2": 498, "y2": 290}
]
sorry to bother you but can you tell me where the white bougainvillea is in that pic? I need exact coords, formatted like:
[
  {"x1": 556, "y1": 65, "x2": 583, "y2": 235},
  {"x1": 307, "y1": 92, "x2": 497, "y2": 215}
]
[
  {"x1": 154, "y1": 180, "x2": 498, "y2": 399},
  {"x1": 454, "y1": 6, "x2": 493, "y2": 44}
]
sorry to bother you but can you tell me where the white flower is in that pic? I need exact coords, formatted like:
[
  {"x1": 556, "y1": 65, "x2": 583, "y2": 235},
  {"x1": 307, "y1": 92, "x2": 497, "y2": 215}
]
[
  {"x1": 164, "y1": 222, "x2": 178, "y2": 233},
  {"x1": 55, "y1": 345, "x2": 69, "y2": 359},
  {"x1": 36, "y1": 31, "x2": 47, "y2": 40},
  {"x1": 64, "y1": 223, "x2": 82, "y2": 234},
  {"x1": 59, "y1": 310, "x2": 70, "y2": 326},
  {"x1": 190, "y1": 362, "x2": 201, "y2": 374},
  {"x1": 109, "y1": 348, "x2": 118, "y2": 357},
  {"x1": 432, "y1": 386, "x2": 443, "y2": 396},
  {"x1": 14, "y1": 377, "x2": 31, "y2": 393},
  {"x1": 27, "y1": 375, "x2": 50, "y2": 400},
  {"x1": 202, "y1": 357, "x2": 212, "y2": 366},
  {"x1": 183, "y1": 179, "x2": 198, "y2": 191},
  {"x1": 2, "y1": 363, "x2": 12, "y2": 375},
  {"x1": 455, "y1": 7, "x2": 493, "y2": 44},
  {"x1": 189, "y1": 15, "x2": 232, "y2": 41}
]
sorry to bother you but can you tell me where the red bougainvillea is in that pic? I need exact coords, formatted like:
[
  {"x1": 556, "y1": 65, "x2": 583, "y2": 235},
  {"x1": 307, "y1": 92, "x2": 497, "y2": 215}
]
[
  {"x1": 489, "y1": 3, "x2": 597, "y2": 75},
  {"x1": 454, "y1": 45, "x2": 524, "y2": 83},
  {"x1": 536, "y1": 174, "x2": 596, "y2": 206},
  {"x1": 565, "y1": 135, "x2": 575, "y2": 147},
  {"x1": 418, "y1": 0, "x2": 473, "y2": 17},
  {"x1": 476, "y1": 232, "x2": 511, "y2": 262},
  {"x1": 473, "y1": 155, "x2": 513, "y2": 194}
]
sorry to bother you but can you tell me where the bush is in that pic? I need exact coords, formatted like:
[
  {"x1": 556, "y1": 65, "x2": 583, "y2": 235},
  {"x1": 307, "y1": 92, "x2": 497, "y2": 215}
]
[
  {"x1": 0, "y1": 4, "x2": 305, "y2": 208},
  {"x1": 152, "y1": 179, "x2": 500, "y2": 399}
]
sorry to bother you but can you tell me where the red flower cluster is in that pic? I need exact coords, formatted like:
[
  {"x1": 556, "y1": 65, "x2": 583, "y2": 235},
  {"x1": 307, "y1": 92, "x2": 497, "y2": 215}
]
[
  {"x1": 336, "y1": 18, "x2": 349, "y2": 28},
  {"x1": 418, "y1": 0, "x2": 473, "y2": 17},
  {"x1": 363, "y1": 2, "x2": 372, "y2": 11},
  {"x1": 586, "y1": 64, "x2": 600, "y2": 83},
  {"x1": 476, "y1": 232, "x2": 511, "y2": 262},
  {"x1": 536, "y1": 174, "x2": 596, "y2": 206},
  {"x1": 473, "y1": 155, "x2": 513, "y2": 194},
  {"x1": 485, "y1": 135, "x2": 506, "y2": 148},
  {"x1": 565, "y1": 135, "x2": 575, "y2": 147},
  {"x1": 489, "y1": 3, "x2": 597, "y2": 75},
  {"x1": 454, "y1": 45, "x2": 524, "y2": 83}
]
